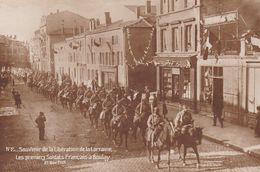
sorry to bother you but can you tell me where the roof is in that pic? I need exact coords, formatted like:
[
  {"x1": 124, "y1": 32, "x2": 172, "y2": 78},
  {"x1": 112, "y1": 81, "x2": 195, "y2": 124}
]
[
  {"x1": 45, "y1": 10, "x2": 90, "y2": 35},
  {"x1": 125, "y1": 5, "x2": 157, "y2": 16},
  {"x1": 86, "y1": 18, "x2": 153, "y2": 35}
]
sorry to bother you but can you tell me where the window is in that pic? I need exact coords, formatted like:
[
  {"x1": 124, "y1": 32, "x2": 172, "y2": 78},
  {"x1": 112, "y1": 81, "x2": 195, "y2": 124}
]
[
  {"x1": 87, "y1": 69, "x2": 90, "y2": 79},
  {"x1": 117, "y1": 51, "x2": 120, "y2": 65},
  {"x1": 80, "y1": 26, "x2": 84, "y2": 33},
  {"x1": 171, "y1": 0, "x2": 175, "y2": 11},
  {"x1": 121, "y1": 52, "x2": 123, "y2": 65},
  {"x1": 184, "y1": 0, "x2": 188, "y2": 8},
  {"x1": 172, "y1": 27, "x2": 179, "y2": 52},
  {"x1": 105, "y1": 52, "x2": 108, "y2": 65},
  {"x1": 161, "y1": 29, "x2": 167, "y2": 52},
  {"x1": 112, "y1": 35, "x2": 118, "y2": 45},
  {"x1": 185, "y1": 25, "x2": 192, "y2": 52},
  {"x1": 112, "y1": 52, "x2": 115, "y2": 65},
  {"x1": 99, "y1": 53, "x2": 102, "y2": 64}
]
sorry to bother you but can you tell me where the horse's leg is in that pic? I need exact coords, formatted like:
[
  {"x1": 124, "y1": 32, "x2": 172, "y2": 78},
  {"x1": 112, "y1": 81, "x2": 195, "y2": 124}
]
[
  {"x1": 147, "y1": 142, "x2": 151, "y2": 162},
  {"x1": 193, "y1": 146, "x2": 200, "y2": 168},
  {"x1": 156, "y1": 149, "x2": 160, "y2": 169},
  {"x1": 183, "y1": 146, "x2": 187, "y2": 166},
  {"x1": 168, "y1": 147, "x2": 171, "y2": 171},
  {"x1": 125, "y1": 132, "x2": 128, "y2": 151},
  {"x1": 118, "y1": 132, "x2": 122, "y2": 147},
  {"x1": 132, "y1": 124, "x2": 137, "y2": 140},
  {"x1": 141, "y1": 127, "x2": 146, "y2": 146},
  {"x1": 178, "y1": 144, "x2": 183, "y2": 160}
]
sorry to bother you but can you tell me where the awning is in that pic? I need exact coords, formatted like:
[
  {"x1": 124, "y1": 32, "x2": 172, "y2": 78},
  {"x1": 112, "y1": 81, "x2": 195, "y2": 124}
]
[{"x1": 153, "y1": 54, "x2": 197, "y2": 68}]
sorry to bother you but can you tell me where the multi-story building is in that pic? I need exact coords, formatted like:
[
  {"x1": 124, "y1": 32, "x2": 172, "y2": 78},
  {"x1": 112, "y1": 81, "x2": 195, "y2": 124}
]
[
  {"x1": 155, "y1": 0, "x2": 260, "y2": 126},
  {"x1": 0, "y1": 35, "x2": 30, "y2": 70},
  {"x1": 155, "y1": 0, "x2": 200, "y2": 109},
  {"x1": 198, "y1": 0, "x2": 260, "y2": 126},
  {"x1": 30, "y1": 30, "x2": 41, "y2": 71},
  {"x1": 33, "y1": 10, "x2": 90, "y2": 74},
  {"x1": 54, "y1": 2, "x2": 157, "y2": 90},
  {"x1": 54, "y1": 33, "x2": 87, "y2": 85}
]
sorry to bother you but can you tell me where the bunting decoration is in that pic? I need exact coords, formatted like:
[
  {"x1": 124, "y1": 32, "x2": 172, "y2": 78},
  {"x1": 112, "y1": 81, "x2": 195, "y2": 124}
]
[{"x1": 126, "y1": 27, "x2": 155, "y2": 69}]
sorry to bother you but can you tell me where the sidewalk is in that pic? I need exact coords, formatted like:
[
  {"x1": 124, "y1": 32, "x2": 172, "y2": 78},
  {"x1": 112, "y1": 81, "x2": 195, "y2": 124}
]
[{"x1": 164, "y1": 103, "x2": 260, "y2": 159}]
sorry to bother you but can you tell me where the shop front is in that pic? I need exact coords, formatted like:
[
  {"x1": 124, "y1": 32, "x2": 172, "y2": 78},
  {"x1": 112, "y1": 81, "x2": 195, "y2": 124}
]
[{"x1": 155, "y1": 55, "x2": 197, "y2": 110}]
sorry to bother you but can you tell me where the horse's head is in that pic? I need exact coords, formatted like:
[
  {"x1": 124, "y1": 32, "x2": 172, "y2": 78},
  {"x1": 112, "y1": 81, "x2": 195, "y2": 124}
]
[{"x1": 192, "y1": 127, "x2": 203, "y2": 145}]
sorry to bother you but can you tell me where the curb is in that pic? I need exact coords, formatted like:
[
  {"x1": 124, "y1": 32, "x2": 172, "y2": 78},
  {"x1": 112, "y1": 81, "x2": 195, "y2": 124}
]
[{"x1": 203, "y1": 133, "x2": 260, "y2": 159}]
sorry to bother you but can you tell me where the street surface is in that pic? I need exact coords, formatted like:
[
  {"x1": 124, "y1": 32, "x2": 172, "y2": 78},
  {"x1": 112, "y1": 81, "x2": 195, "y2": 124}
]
[{"x1": 0, "y1": 82, "x2": 260, "y2": 172}]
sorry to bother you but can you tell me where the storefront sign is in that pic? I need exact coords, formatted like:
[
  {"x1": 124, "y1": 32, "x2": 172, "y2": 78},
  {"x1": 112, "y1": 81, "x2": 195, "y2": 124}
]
[
  {"x1": 172, "y1": 68, "x2": 180, "y2": 75},
  {"x1": 204, "y1": 11, "x2": 237, "y2": 26}
]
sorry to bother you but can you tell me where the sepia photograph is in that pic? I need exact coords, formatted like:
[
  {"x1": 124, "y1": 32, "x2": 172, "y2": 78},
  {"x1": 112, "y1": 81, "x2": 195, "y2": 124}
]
[{"x1": 1, "y1": 0, "x2": 260, "y2": 171}]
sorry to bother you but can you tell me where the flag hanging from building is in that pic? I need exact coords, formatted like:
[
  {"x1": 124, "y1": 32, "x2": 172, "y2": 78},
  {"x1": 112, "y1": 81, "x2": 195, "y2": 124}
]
[{"x1": 203, "y1": 29, "x2": 218, "y2": 60}]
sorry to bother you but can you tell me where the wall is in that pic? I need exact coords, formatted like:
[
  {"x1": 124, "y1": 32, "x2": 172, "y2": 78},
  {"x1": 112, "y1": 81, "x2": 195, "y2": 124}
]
[
  {"x1": 85, "y1": 28, "x2": 125, "y2": 87},
  {"x1": 156, "y1": 5, "x2": 200, "y2": 55}
]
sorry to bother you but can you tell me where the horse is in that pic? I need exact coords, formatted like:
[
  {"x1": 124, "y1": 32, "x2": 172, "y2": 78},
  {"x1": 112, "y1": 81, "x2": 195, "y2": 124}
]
[
  {"x1": 146, "y1": 121, "x2": 174, "y2": 170},
  {"x1": 133, "y1": 108, "x2": 150, "y2": 145},
  {"x1": 175, "y1": 126, "x2": 203, "y2": 168},
  {"x1": 88, "y1": 102, "x2": 102, "y2": 129},
  {"x1": 101, "y1": 108, "x2": 113, "y2": 138},
  {"x1": 110, "y1": 114, "x2": 131, "y2": 150}
]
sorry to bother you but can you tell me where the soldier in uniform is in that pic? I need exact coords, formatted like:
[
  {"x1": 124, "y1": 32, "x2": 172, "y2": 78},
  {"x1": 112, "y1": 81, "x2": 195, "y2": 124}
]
[
  {"x1": 84, "y1": 87, "x2": 93, "y2": 101},
  {"x1": 111, "y1": 100, "x2": 126, "y2": 126},
  {"x1": 174, "y1": 104, "x2": 193, "y2": 135},
  {"x1": 134, "y1": 97, "x2": 151, "y2": 123},
  {"x1": 102, "y1": 94, "x2": 115, "y2": 119},
  {"x1": 147, "y1": 107, "x2": 164, "y2": 146},
  {"x1": 144, "y1": 85, "x2": 150, "y2": 101}
]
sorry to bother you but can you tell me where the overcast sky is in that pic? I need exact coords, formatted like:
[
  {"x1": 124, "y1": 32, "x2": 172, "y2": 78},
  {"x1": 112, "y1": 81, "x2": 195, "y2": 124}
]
[{"x1": 0, "y1": 0, "x2": 158, "y2": 41}]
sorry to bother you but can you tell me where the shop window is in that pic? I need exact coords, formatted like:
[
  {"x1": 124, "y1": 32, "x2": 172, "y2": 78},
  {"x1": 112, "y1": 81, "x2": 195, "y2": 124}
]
[
  {"x1": 172, "y1": 27, "x2": 179, "y2": 52},
  {"x1": 162, "y1": 68, "x2": 172, "y2": 101},
  {"x1": 181, "y1": 69, "x2": 191, "y2": 99}
]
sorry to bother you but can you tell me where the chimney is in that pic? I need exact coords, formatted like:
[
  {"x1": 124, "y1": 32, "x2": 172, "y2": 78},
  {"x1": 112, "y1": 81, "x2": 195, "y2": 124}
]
[
  {"x1": 105, "y1": 12, "x2": 112, "y2": 26},
  {"x1": 146, "y1": 0, "x2": 152, "y2": 14},
  {"x1": 136, "y1": 6, "x2": 141, "y2": 19}
]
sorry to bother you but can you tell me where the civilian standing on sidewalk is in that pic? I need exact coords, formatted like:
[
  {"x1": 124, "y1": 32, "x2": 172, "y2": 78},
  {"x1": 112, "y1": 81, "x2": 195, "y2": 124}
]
[
  {"x1": 255, "y1": 106, "x2": 260, "y2": 137},
  {"x1": 212, "y1": 94, "x2": 224, "y2": 128},
  {"x1": 35, "y1": 112, "x2": 46, "y2": 141},
  {"x1": 14, "y1": 91, "x2": 22, "y2": 108}
]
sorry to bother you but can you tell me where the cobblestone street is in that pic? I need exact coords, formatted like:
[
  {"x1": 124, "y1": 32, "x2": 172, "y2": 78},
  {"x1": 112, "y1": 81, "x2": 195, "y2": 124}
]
[{"x1": 0, "y1": 82, "x2": 259, "y2": 172}]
